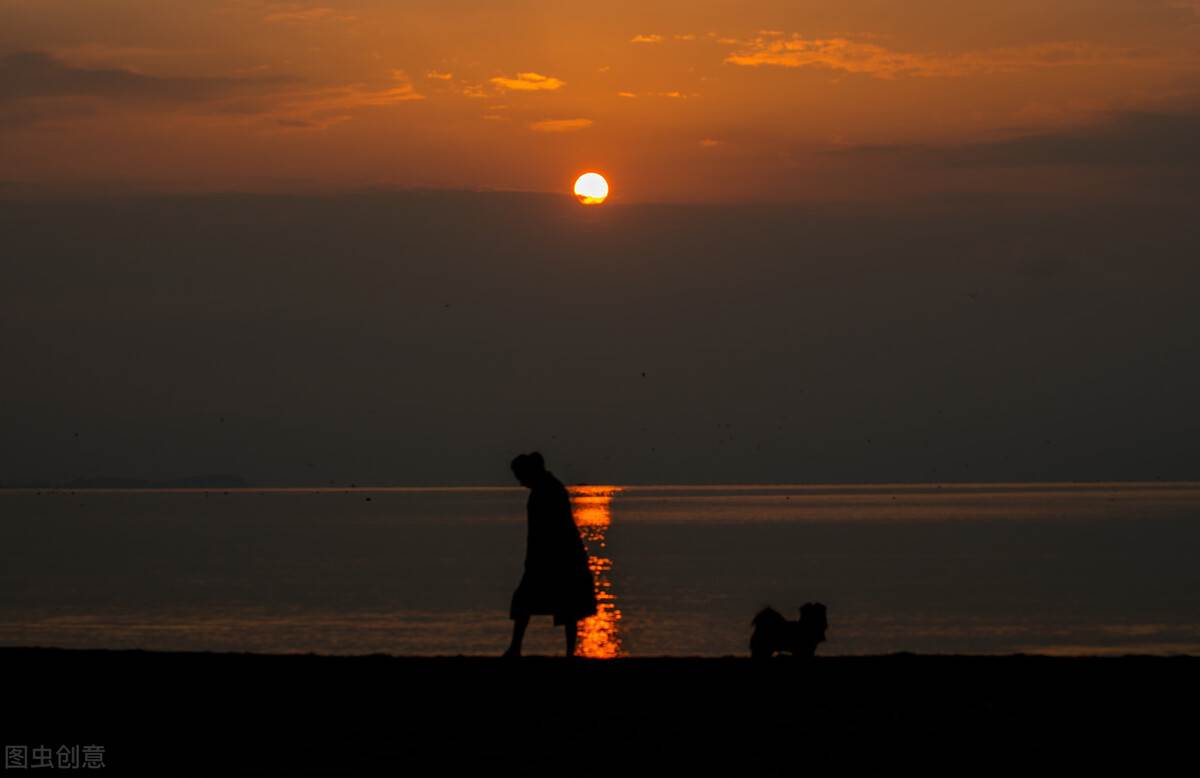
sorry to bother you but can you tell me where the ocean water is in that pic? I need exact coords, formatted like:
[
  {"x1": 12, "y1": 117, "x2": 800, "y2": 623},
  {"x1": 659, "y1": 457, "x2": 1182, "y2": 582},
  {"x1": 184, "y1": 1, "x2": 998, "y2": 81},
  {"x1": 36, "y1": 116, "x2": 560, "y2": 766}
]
[{"x1": 2, "y1": 483, "x2": 1199, "y2": 657}]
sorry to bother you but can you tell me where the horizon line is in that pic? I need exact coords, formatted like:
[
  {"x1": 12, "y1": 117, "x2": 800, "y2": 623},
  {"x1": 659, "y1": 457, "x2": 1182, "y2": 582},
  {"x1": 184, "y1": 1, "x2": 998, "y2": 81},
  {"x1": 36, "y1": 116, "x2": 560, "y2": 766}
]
[
  {"x1": 0, "y1": 181, "x2": 1132, "y2": 209},
  {"x1": 4, "y1": 479, "x2": 1198, "y2": 494}
]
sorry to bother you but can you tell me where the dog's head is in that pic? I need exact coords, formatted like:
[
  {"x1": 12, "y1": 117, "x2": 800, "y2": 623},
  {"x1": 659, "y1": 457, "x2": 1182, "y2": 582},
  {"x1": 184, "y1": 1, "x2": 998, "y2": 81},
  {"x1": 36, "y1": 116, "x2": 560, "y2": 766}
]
[{"x1": 798, "y1": 602, "x2": 828, "y2": 644}]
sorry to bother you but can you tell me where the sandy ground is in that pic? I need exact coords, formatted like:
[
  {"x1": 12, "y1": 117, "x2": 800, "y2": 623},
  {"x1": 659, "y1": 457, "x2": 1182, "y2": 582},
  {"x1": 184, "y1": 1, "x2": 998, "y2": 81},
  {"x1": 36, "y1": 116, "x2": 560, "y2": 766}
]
[{"x1": 4, "y1": 647, "x2": 1197, "y2": 774}]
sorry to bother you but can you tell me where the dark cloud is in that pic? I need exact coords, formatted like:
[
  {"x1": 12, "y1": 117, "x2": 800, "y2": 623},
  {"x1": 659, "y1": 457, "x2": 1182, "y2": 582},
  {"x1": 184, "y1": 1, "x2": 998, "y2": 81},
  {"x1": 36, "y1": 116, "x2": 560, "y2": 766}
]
[
  {"x1": 0, "y1": 51, "x2": 292, "y2": 117},
  {"x1": 0, "y1": 96, "x2": 103, "y2": 128},
  {"x1": 0, "y1": 51, "x2": 424, "y2": 130},
  {"x1": 1, "y1": 189, "x2": 1197, "y2": 485},
  {"x1": 830, "y1": 107, "x2": 1200, "y2": 169},
  {"x1": 0, "y1": 50, "x2": 293, "y2": 106}
]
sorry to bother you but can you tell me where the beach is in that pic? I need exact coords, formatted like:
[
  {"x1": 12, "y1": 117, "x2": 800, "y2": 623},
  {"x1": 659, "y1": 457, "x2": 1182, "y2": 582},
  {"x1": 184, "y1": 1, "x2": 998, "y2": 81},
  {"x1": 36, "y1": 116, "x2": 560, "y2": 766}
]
[{"x1": 7, "y1": 646, "x2": 1197, "y2": 773}]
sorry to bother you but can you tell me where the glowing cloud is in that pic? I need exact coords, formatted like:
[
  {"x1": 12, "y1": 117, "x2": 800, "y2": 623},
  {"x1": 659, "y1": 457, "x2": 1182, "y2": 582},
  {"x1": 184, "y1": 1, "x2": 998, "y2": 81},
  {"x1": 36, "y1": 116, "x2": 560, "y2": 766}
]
[
  {"x1": 425, "y1": 71, "x2": 454, "y2": 80},
  {"x1": 263, "y1": 6, "x2": 357, "y2": 24},
  {"x1": 631, "y1": 34, "x2": 664, "y2": 44},
  {"x1": 725, "y1": 35, "x2": 1147, "y2": 79},
  {"x1": 490, "y1": 72, "x2": 565, "y2": 91},
  {"x1": 352, "y1": 71, "x2": 425, "y2": 105},
  {"x1": 264, "y1": 72, "x2": 424, "y2": 130},
  {"x1": 529, "y1": 118, "x2": 593, "y2": 132}
]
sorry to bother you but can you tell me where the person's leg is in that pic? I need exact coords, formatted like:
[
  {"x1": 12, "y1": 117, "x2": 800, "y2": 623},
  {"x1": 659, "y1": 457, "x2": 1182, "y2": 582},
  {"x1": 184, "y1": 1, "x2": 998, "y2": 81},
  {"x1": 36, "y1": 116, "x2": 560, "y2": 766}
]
[
  {"x1": 564, "y1": 622, "x2": 577, "y2": 658},
  {"x1": 504, "y1": 614, "x2": 529, "y2": 658}
]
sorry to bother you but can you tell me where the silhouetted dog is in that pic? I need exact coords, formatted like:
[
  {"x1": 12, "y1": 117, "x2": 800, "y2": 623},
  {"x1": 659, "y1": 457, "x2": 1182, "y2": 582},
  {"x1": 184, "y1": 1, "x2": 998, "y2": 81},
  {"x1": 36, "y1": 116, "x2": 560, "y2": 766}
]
[{"x1": 750, "y1": 603, "x2": 828, "y2": 659}]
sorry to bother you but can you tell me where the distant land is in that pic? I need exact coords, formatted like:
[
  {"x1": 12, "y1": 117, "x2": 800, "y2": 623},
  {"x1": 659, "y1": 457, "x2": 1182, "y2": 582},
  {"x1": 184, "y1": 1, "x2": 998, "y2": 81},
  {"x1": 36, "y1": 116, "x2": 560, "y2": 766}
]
[{"x1": 0, "y1": 474, "x2": 251, "y2": 489}]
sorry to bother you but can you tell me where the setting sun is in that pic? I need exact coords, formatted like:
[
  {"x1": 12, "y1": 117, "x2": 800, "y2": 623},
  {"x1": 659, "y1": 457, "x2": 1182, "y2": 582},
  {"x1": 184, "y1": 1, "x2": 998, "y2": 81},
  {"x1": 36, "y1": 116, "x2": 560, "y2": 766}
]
[{"x1": 573, "y1": 173, "x2": 609, "y2": 205}]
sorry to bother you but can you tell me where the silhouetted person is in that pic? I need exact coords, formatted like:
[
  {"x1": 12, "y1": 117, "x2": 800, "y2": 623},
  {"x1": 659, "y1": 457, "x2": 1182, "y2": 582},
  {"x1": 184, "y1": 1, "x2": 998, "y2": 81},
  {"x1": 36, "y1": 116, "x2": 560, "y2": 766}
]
[{"x1": 503, "y1": 452, "x2": 597, "y2": 658}]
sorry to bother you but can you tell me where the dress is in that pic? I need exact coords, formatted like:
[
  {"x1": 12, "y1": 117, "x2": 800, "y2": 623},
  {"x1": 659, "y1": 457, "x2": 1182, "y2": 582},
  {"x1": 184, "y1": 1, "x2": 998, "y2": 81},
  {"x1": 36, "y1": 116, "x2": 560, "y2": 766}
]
[{"x1": 509, "y1": 472, "x2": 597, "y2": 625}]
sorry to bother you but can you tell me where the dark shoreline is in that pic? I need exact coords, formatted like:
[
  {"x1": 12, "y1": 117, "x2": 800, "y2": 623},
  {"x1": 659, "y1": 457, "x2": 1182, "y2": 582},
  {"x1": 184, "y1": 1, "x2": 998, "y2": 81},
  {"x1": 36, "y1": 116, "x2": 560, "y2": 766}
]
[{"x1": 6, "y1": 646, "x2": 1197, "y2": 773}]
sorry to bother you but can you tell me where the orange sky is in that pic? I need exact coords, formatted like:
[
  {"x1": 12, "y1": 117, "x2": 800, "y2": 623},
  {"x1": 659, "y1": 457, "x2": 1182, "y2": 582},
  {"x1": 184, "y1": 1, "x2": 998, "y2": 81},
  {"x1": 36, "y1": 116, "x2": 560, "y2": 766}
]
[{"x1": 3, "y1": 0, "x2": 1199, "y2": 200}]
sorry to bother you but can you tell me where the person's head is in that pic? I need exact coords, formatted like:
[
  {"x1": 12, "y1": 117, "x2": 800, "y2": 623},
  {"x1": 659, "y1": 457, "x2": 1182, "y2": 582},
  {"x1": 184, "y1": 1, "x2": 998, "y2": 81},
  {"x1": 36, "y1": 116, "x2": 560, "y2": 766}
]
[{"x1": 510, "y1": 451, "x2": 546, "y2": 488}]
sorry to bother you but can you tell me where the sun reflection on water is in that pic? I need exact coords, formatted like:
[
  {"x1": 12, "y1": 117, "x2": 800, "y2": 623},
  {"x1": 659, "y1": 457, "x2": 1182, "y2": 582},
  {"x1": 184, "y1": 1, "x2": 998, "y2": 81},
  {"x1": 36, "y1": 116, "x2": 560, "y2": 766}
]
[{"x1": 570, "y1": 486, "x2": 624, "y2": 658}]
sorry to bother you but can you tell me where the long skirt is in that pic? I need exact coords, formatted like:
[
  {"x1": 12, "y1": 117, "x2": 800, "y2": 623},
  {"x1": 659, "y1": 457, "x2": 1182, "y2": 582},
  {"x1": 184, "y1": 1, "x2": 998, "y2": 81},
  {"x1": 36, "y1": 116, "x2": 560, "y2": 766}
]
[{"x1": 510, "y1": 564, "x2": 597, "y2": 626}]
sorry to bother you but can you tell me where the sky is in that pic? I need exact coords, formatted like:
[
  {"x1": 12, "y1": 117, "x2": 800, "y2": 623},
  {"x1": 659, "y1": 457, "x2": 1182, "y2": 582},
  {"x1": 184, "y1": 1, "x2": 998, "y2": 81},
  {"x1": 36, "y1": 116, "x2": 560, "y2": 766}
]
[
  {"x1": 2, "y1": 2, "x2": 1198, "y2": 485},
  {"x1": 3, "y1": 0, "x2": 1200, "y2": 200}
]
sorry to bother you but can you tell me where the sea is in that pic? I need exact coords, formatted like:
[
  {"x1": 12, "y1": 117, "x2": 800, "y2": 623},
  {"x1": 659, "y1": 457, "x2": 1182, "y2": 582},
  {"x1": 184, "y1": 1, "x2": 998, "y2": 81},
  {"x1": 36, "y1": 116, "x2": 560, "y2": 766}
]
[{"x1": 2, "y1": 483, "x2": 1199, "y2": 658}]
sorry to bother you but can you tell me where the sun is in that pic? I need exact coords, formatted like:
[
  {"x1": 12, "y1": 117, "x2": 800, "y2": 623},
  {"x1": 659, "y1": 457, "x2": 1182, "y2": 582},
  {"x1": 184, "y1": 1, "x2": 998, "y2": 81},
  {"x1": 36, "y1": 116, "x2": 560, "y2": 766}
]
[{"x1": 573, "y1": 172, "x2": 609, "y2": 205}]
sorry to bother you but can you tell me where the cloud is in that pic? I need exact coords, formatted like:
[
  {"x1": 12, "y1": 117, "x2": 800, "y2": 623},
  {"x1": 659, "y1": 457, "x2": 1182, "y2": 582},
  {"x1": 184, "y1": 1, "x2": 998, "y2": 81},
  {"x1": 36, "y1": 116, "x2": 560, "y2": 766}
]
[
  {"x1": 263, "y1": 6, "x2": 357, "y2": 23},
  {"x1": 828, "y1": 108, "x2": 1200, "y2": 169},
  {"x1": 0, "y1": 52, "x2": 422, "y2": 131},
  {"x1": 9, "y1": 190, "x2": 1198, "y2": 486},
  {"x1": 0, "y1": 51, "x2": 290, "y2": 105},
  {"x1": 338, "y1": 80, "x2": 424, "y2": 107},
  {"x1": 270, "y1": 72, "x2": 424, "y2": 121},
  {"x1": 699, "y1": 138, "x2": 722, "y2": 147},
  {"x1": 615, "y1": 90, "x2": 688, "y2": 99},
  {"x1": 49, "y1": 44, "x2": 192, "y2": 72},
  {"x1": 725, "y1": 36, "x2": 1156, "y2": 79},
  {"x1": 273, "y1": 114, "x2": 352, "y2": 130},
  {"x1": 200, "y1": 72, "x2": 425, "y2": 130},
  {"x1": 0, "y1": 97, "x2": 103, "y2": 129},
  {"x1": 425, "y1": 71, "x2": 454, "y2": 81},
  {"x1": 631, "y1": 34, "x2": 664, "y2": 44},
  {"x1": 529, "y1": 118, "x2": 593, "y2": 132},
  {"x1": 489, "y1": 72, "x2": 565, "y2": 92}
]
